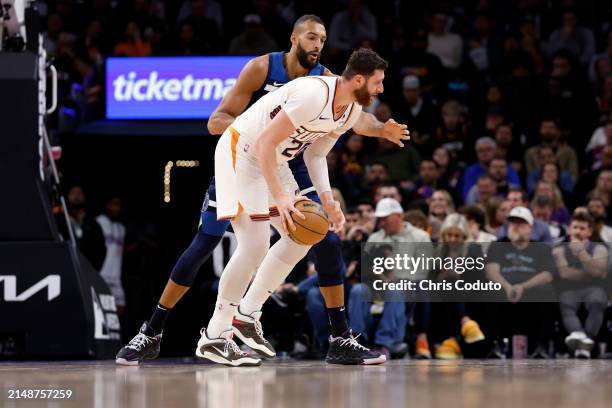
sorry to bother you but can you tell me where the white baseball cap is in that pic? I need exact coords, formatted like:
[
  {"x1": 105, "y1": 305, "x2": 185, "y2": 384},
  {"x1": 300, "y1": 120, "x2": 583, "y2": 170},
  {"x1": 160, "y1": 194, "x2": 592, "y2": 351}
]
[
  {"x1": 374, "y1": 198, "x2": 404, "y2": 218},
  {"x1": 508, "y1": 206, "x2": 534, "y2": 226}
]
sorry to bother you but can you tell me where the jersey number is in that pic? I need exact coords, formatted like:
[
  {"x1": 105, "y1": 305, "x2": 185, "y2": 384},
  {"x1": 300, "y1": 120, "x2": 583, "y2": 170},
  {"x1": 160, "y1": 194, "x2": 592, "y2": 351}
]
[{"x1": 281, "y1": 140, "x2": 311, "y2": 158}]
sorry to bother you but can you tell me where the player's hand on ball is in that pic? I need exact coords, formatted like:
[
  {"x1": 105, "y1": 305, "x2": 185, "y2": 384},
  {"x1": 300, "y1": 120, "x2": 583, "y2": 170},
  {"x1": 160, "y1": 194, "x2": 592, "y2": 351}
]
[
  {"x1": 276, "y1": 193, "x2": 305, "y2": 234},
  {"x1": 322, "y1": 199, "x2": 345, "y2": 233},
  {"x1": 382, "y1": 119, "x2": 410, "y2": 147}
]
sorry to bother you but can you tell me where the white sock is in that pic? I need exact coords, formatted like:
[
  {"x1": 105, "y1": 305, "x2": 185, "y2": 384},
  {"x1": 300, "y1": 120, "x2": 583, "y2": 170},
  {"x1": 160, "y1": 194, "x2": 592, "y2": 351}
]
[
  {"x1": 241, "y1": 235, "x2": 310, "y2": 316},
  {"x1": 207, "y1": 297, "x2": 238, "y2": 338}
]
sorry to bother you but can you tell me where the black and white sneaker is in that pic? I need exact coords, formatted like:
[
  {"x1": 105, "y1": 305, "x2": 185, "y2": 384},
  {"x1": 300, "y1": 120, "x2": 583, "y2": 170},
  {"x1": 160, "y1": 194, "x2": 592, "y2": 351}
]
[
  {"x1": 195, "y1": 328, "x2": 261, "y2": 367},
  {"x1": 232, "y1": 308, "x2": 276, "y2": 359},
  {"x1": 115, "y1": 322, "x2": 162, "y2": 366},
  {"x1": 326, "y1": 331, "x2": 387, "y2": 365}
]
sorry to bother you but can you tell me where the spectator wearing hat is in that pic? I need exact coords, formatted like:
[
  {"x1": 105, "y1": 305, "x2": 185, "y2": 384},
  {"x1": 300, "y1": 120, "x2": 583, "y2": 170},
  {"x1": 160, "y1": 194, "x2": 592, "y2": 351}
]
[
  {"x1": 349, "y1": 198, "x2": 430, "y2": 359},
  {"x1": 485, "y1": 206, "x2": 557, "y2": 358},
  {"x1": 497, "y1": 188, "x2": 553, "y2": 243}
]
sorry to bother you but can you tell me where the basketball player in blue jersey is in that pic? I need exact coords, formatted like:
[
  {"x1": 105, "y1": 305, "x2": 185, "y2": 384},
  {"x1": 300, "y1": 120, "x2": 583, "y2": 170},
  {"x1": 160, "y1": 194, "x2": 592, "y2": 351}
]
[{"x1": 116, "y1": 15, "x2": 409, "y2": 366}]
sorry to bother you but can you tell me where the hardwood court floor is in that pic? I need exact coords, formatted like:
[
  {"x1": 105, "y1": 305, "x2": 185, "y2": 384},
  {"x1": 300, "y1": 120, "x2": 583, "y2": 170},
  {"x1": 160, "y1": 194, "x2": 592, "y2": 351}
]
[{"x1": 1, "y1": 359, "x2": 611, "y2": 408}]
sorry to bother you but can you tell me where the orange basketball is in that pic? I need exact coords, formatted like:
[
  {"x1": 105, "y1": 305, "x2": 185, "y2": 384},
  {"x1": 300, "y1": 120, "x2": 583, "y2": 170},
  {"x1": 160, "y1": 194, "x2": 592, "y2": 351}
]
[{"x1": 288, "y1": 199, "x2": 329, "y2": 245}]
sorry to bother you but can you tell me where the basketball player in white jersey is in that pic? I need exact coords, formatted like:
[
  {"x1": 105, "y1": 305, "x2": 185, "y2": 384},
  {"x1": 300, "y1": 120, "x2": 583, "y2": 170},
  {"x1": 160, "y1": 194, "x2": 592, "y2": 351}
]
[{"x1": 195, "y1": 48, "x2": 389, "y2": 366}]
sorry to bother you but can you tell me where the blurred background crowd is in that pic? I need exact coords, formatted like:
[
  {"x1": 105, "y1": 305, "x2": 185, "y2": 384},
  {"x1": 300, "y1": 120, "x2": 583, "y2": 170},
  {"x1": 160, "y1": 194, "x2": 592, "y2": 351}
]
[{"x1": 40, "y1": 0, "x2": 612, "y2": 359}]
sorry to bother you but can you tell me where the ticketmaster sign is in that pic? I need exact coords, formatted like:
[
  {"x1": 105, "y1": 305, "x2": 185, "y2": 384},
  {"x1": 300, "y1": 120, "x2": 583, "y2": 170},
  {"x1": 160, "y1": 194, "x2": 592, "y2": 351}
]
[{"x1": 106, "y1": 56, "x2": 252, "y2": 119}]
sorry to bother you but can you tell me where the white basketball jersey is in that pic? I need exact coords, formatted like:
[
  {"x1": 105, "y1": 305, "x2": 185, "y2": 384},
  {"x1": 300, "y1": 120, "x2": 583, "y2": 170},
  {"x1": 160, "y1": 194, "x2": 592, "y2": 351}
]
[{"x1": 231, "y1": 76, "x2": 362, "y2": 162}]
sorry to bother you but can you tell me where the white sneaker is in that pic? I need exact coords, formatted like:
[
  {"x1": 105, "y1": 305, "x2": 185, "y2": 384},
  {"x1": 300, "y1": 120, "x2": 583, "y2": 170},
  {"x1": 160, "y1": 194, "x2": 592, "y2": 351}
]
[
  {"x1": 195, "y1": 328, "x2": 261, "y2": 367},
  {"x1": 579, "y1": 336, "x2": 595, "y2": 351},
  {"x1": 575, "y1": 349, "x2": 591, "y2": 359},
  {"x1": 565, "y1": 331, "x2": 587, "y2": 351},
  {"x1": 232, "y1": 307, "x2": 276, "y2": 359}
]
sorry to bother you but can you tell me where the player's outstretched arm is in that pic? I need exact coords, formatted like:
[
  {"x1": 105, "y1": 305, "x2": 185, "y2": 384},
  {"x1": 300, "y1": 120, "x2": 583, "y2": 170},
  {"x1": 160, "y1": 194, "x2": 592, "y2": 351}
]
[
  {"x1": 206, "y1": 56, "x2": 268, "y2": 135},
  {"x1": 352, "y1": 111, "x2": 410, "y2": 147},
  {"x1": 303, "y1": 135, "x2": 345, "y2": 233},
  {"x1": 254, "y1": 110, "x2": 305, "y2": 233}
]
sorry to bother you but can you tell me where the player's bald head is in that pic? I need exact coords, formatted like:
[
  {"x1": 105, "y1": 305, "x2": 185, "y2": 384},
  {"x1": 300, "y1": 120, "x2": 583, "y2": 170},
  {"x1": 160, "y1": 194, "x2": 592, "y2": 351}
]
[{"x1": 292, "y1": 14, "x2": 325, "y2": 34}]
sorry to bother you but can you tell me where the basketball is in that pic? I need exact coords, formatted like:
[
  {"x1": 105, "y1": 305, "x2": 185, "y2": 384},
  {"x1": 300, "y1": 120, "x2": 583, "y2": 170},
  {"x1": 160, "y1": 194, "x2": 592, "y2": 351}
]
[{"x1": 288, "y1": 199, "x2": 329, "y2": 245}]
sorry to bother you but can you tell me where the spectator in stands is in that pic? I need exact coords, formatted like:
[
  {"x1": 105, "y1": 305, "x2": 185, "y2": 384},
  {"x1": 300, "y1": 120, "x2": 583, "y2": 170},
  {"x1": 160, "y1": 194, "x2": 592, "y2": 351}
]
[
  {"x1": 96, "y1": 196, "x2": 127, "y2": 315},
  {"x1": 404, "y1": 209, "x2": 430, "y2": 235},
  {"x1": 328, "y1": 0, "x2": 377, "y2": 57},
  {"x1": 462, "y1": 137, "x2": 521, "y2": 201},
  {"x1": 460, "y1": 205, "x2": 497, "y2": 245},
  {"x1": 466, "y1": 11, "x2": 501, "y2": 74},
  {"x1": 486, "y1": 206, "x2": 557, "y2": 358},
  {"x1": 253, "y1": 0, "x2": 291, "y2": 49},
  {"x1": 532, "y1": 195, "x2": 567, "y2": 243},
  {"x1": 553, "y1": 212, "x2": 609, "y2": 358},
  {"x1": 114, "y1": 21, "x2": 152, "y2": 56},
  {"x1": 585, "y1": 120, "x2": 612, "y2": 171},
  {"x1": 579, "y1": 144, "x2": 612, "y2": 197},
  {"x1": 43, "y1": 13, "x2": 63, "y2": 55},
  {"x1": 485, "y1": 196, "x2": 511, "y2": 234},
  {"x1": 340, "y1": 133, "x2": 365, "y2": 177},
  {"x1": 364, "y1": 137, "x2": 421, "y2": 189},
  {"x1": 588, "y1": 31, "x2": 612, "y2": 85},
  {"x1": 349, "y1": 198, "x2": 430, "y2": 359},
  {"x1": 465, "y1": 174, "x2": 498, "y2": 207},
  {"x1": 411, "y1": 159, "x2": 458, "y2": 204},
  {"x1": 228, "y1": 14, "x2": 277, "y2": 56},
  {"x1": 433, "y1": 147, "x2": 462, "y2": 190},
  {"x1": 546, "y1": 8, "x2": 595, "y2": 66},
  {"x1": 587, "y1": 170, "x2": 612, "y2": 223},
  {"x1": 528, "y1": 153, "x2": 575, "y2": 198},
  {"x1": 434, "y1": 100, "x2": 470, "y2": 165},
  {"x1": 490, "y1": 158, "x2": 522, "y2": 196},
  {"x1": 427, "y1": 12, "x2": 463, "y2": 70},
  {"x1": 373, "y1": 184, "x2": 402, "y2": 207},
  {"x1": 431, "y1": 214, "x2": 486, "y2": 359},
  {"x1": 586, "y1": 197, "x2": 612, "y2": 242},
  {"x1": 532, "y1": 180, "x2": 571, "y2": 226},
  {"x1": 362, "y1": 162, "x2": 391, "y2": 198},
  {"x1": 524, "y1": 118, "x2": 579, "y2": 183},
  {"x1": 497, "y1": 188, "x2": 553, "y2": 242},
  {"x1": 495, "y1": 123, "x2": 523, "y2": 174},
  {"x1": 395, "y1": 28, "x2": 446, "y2": 103},
  {"x1": 428, "y1": 190, "x2": 455, "y2": 242},
  {"x1": 396, "y1": 75, "x2": 438, "y2": 156},
  {"x1": 66, "y1": 185, "x2": 106, "y2": 271}
]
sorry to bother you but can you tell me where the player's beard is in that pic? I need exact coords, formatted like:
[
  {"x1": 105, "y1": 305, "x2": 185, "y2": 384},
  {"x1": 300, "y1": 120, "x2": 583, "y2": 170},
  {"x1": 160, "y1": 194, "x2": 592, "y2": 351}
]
[
  {"x1": 296, "y1": 42, "x2": 320, "y2": 69},
  {"x1": 354, "y1": 83, "x2": 374, "y2": 106}
]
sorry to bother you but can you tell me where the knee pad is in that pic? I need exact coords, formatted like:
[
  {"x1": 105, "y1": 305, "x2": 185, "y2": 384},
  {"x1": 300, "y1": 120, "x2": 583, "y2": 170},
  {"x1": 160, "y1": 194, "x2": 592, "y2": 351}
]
[{"x1": 312, "y1": 231, "x2": 345, "y2": 287}]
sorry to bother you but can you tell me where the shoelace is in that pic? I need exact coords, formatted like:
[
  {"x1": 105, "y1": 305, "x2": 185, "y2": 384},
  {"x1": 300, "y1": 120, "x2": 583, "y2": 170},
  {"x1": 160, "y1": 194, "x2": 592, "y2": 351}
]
[
  {"x1": 126, "y1": 333, "x2": 153, "y2": 351},
  {"x1": 338, "y1": 334, "x2": 370, "y2": 352},
  {"x1": 253, "y1": 320, "x2": 266, "y2": 342},
  {"x1": 224, "y1": 338, "x2": 246, "y2": 356},
  {"x1": 200, "y1": 328, "x2": 247, "y2": 356}
]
